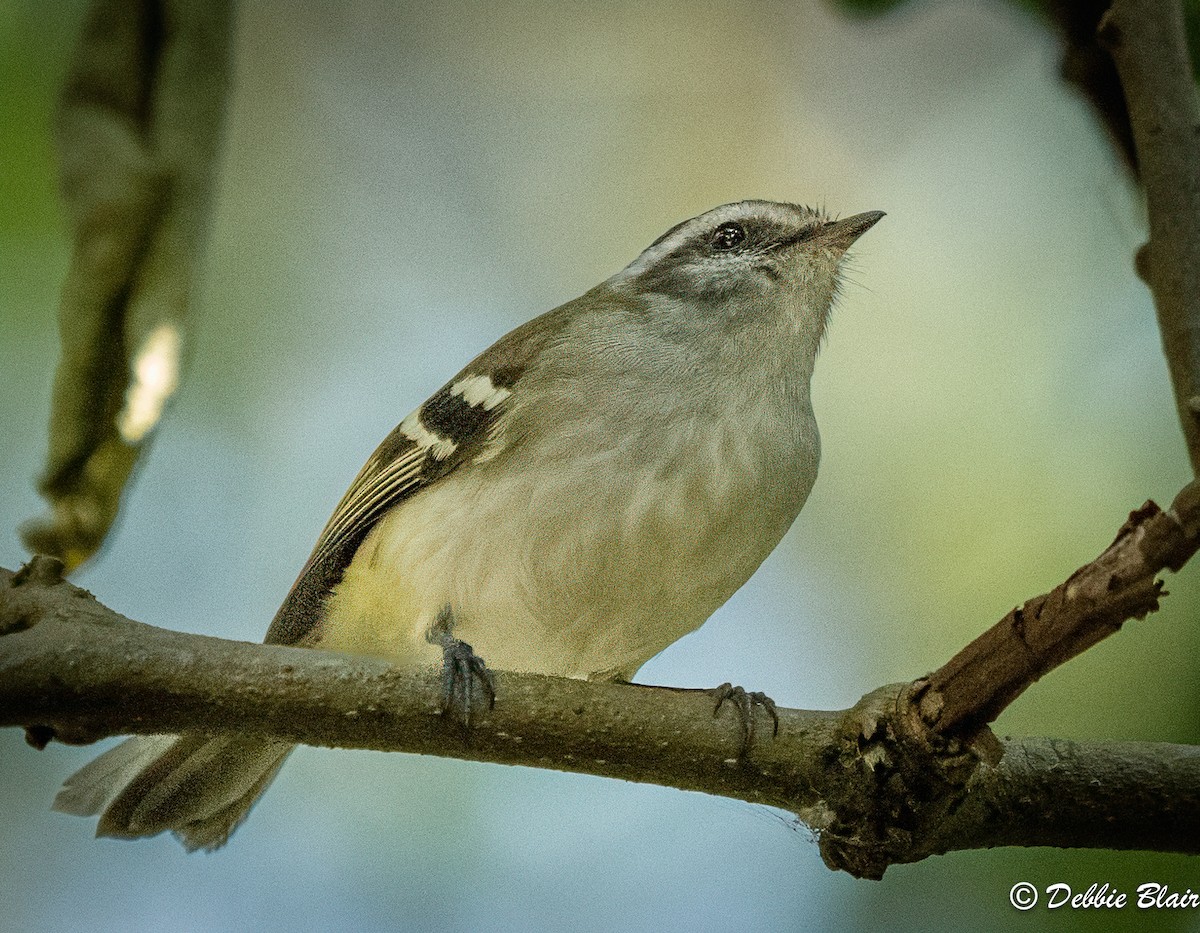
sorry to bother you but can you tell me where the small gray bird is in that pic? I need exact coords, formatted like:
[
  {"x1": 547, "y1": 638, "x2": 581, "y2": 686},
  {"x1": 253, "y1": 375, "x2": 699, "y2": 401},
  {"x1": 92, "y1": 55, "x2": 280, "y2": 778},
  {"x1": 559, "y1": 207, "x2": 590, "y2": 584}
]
[{"x1": 55, "y1": 199, "x2": 882, "y2": 850}]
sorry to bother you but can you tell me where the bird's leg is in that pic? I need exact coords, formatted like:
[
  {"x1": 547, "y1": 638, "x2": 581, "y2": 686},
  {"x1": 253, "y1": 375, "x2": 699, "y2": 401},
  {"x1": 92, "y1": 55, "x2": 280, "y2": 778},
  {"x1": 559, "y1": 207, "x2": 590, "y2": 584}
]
[
  {"x1": 425, "y1": 605, "x2": 495, "y2": 730},
  {"x1": 621, "y1": 681, "x2": 778, "y2": 760}
]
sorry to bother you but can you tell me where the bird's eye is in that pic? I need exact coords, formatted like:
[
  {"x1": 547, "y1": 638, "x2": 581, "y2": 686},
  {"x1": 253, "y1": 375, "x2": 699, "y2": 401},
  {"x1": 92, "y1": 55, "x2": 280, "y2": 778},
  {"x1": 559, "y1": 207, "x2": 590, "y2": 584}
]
[{"x1": 711, "y1": 222, "x2": 746, "y2": 251}]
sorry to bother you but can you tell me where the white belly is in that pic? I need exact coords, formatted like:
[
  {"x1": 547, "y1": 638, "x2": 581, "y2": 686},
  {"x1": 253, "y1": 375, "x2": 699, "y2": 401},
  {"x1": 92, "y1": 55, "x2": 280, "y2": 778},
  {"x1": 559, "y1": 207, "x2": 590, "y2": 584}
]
[{"x1": 318, "y1": 401, "x2": 818, "y2": 681}]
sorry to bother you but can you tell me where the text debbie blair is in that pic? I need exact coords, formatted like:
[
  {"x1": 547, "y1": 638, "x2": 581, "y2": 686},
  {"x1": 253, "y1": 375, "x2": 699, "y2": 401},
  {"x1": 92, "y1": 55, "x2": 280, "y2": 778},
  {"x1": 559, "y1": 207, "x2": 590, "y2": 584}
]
[{"x1": 1045, "y1": 882, "x2": 1199, "y2": 910}]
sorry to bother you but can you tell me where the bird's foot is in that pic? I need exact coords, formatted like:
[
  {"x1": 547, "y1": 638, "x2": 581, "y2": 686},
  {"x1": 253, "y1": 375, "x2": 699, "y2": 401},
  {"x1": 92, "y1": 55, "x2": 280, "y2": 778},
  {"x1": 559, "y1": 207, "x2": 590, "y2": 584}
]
[
  {"x1": 426, "y1": 605, "x2": 495, "y2": 731},
  {"x1": 711, "y1": 682, "x2": 778, "y2": 760},
  {"x1": 619, "y1": 680, "x2": 779, "y2": 761}
]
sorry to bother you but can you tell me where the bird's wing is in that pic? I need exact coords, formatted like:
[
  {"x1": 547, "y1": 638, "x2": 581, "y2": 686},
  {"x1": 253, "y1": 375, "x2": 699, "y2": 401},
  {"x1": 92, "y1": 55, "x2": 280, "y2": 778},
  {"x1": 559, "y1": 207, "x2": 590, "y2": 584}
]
[{"x1": 263, "y1": 308, "x2": 565, "y2": 646}]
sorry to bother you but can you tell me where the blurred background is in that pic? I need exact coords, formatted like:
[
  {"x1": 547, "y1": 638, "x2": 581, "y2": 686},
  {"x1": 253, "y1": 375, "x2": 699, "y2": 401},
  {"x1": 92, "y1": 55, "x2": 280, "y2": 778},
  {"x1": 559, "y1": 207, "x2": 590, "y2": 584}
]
[{"x1": 3, "y1": 0, "x2": 1199, "y2": 930}]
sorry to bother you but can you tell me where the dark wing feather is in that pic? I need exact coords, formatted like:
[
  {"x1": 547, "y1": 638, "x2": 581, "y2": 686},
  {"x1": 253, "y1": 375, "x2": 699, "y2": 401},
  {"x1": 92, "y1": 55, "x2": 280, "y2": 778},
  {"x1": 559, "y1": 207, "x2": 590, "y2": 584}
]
[
  {"x1": 261, "y1": 305, "x2": 570, "y2": 647},
  {"x1": 264, "y1": 397, "x2": 503, "y2": 646},
  {"x1": 264, "y1": 432, "x2": 423, "y2": 645}
]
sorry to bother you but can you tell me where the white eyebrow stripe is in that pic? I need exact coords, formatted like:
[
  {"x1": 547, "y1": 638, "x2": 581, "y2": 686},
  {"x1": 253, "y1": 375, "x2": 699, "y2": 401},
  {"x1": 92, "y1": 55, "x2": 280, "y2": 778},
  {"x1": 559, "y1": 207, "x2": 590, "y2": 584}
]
[
  {"x1": 450, "y1": 374, "x2": 512, "y2": 411},
  {"x1": 612, "y1": 217, "x2": 707, "y2": 282},
  {"x1": 610, "y1": 200, "x2": 823, "y2": 285}
]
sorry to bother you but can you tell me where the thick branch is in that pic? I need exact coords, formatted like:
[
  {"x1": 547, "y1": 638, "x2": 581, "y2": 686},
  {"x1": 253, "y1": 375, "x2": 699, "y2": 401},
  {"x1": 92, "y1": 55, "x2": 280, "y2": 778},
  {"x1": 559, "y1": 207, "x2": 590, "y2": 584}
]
[
  {"x1": 0, "y1": 559, "x2": 843, "y2": 814},
  {"x1": 3, "y1": 550, "x2": 1199, "y2": 880},
  {"x1": 1101, "y1": 0, "x2": 1200, "y2": 473},
  {"x1": 928, "y1": 738, "x2": 1200, "y2": 856}
]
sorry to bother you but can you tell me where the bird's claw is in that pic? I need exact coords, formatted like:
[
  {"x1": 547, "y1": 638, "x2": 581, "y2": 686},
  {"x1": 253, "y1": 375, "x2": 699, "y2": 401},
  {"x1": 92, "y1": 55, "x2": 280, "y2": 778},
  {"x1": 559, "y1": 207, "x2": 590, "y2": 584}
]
[
  {"x1": 440, "y1": 638, "x2": 495, "y2": 728},
  {"x1": 427, "y1": 605, "x2": 495, "y2": 731},
  {"x1": 712, "y1": 682, "x2": 778, "y2": 759}
]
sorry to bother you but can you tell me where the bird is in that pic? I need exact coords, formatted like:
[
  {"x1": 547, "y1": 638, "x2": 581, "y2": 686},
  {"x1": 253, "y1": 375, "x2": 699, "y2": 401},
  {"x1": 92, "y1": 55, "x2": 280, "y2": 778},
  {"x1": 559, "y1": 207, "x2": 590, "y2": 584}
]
[{"x1": 54, "y1": 199, "x2": 883, "y2": 850}]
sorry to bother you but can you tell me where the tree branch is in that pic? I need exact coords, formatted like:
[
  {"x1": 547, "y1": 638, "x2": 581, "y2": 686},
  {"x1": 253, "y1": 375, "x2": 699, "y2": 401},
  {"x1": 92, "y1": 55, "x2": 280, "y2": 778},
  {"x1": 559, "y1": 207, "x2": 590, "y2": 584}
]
[
  {"x1": 5, "y1": 480, "x2": 1200, "y2": 880},
  {"x1": 913, "y1": 479, "x2": 1200, "y2": 740},
  {"x1": 1100, "y1": 0, "x2": 1200, "y2": 473}
]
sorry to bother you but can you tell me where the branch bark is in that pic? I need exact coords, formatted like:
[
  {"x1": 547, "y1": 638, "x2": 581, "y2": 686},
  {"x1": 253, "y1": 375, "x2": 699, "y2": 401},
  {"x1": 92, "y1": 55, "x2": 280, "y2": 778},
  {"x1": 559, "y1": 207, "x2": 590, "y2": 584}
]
[
  {"x1": 4, "y1": 481, "x2": 1200, "y2": 881},
  {"x1": 1101, "y1": 0, "x2": 1200, "y2": 473}
]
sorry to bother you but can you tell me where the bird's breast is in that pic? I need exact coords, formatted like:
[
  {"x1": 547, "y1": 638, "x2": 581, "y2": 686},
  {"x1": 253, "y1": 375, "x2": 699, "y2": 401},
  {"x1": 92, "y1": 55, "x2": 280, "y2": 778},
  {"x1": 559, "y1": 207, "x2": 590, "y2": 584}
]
[{"x1": 320, "y1": 386, "x2": 819, "y2": 680}]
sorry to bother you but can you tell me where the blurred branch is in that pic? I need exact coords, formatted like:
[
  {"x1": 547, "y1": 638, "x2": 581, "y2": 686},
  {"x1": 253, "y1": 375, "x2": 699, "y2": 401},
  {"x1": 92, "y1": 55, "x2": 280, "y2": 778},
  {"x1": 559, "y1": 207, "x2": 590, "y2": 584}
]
[
  {"x1": 1100, "y1": 0, "x2": 1200, "y2": 474},
  {"x1": 5, "y1": 480, "x2": 1200, "y2": 880},
  {"x1": 21, "y1": 0, "x2": 231, "y2": 571},
  {"x1": 1040, "y1": 0, "x2": 1138, "y2": 172}
]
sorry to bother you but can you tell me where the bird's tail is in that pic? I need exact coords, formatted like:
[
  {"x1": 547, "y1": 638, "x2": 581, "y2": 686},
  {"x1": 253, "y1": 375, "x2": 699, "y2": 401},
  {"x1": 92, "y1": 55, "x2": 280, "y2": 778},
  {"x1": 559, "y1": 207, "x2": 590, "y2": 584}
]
[{"x1": 53, "y1": 734, "x2": 293, "y2": 851}]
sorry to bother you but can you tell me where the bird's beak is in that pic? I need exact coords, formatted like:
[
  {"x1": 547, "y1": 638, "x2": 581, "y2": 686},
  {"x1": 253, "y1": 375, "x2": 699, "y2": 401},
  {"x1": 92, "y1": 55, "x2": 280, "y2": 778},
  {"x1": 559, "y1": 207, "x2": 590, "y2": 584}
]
[{"x1": 818, "y1": 210, "x2": 885, "y2": 249}]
